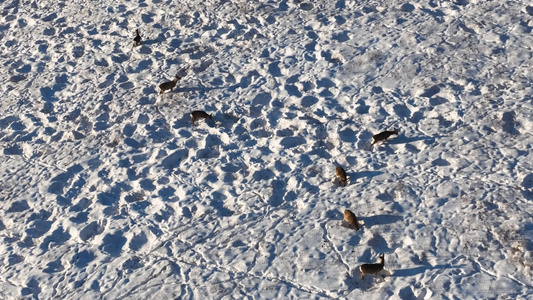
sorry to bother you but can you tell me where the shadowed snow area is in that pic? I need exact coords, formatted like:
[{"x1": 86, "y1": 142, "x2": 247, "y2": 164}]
[{"x1": 1, "y1": 0, "x2": 532, "y2": 299}]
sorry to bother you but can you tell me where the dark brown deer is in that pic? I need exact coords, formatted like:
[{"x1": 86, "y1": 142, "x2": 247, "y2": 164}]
[
  {"x1": 370, "y1": 128, "x2": 398, "y2": 149},
  {"x1": 191, "y1": 111, "x2": 213, "y2": 124},
  {"x1": 133, "y1": 29, "x2": 142, "y2": 47},
  {"x1": 159, "y1": 75, "x2": 181, "y2": 94},
  {"x1": 360, "y1": 254, "x2": 385, "y2": 279}
]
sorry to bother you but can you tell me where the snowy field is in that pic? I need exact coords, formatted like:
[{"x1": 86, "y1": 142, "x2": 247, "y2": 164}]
[{"x1": 1, "y1": 0, "x2": 533, "y2": 298}]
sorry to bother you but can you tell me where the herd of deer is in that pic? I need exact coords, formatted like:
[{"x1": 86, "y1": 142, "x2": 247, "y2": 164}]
[
  {"x1": 134, "y1": 28, "x2": 399, "y2": 280},
  {"x1": 134, "y1": 30, "x2": 213, "y2": 125},
  {"x1": 336, "y1": 128, "x2": 399, "y2": 278}
]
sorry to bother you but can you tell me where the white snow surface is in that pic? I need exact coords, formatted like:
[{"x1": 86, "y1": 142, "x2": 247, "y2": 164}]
[{"x1": 1, "y1": 0, "x2": 533, "y2": 299}]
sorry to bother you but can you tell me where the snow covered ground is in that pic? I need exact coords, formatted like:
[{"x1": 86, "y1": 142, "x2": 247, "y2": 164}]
[{"x1": 1, "y1": 0, "x2": 532, "y2": 298}]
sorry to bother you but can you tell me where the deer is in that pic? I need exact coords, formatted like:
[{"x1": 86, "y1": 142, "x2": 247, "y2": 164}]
[
  {"x1": 133, "y1": 29, "x2": 142, "y2": 47},
  {"x1": 335, "y1": 166, "x2": 348, "y2": 187},
  {"x1": 343, "y1": 209, "x2": 360, "y2": 230},
  {"x1": 159, "y1": 75, "x2": 181, "y2": 94},
  {"x1": 360, "y1": 254, "x2": 385, "y2": 279},
  {"x1": 191, "y1": 111, "x2": 213, "y2": 124},
  {"x1": 370, "y1": 128, "x2": 398, "y2": 149}
]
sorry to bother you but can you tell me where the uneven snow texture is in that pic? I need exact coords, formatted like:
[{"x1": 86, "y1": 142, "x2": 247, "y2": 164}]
[{"x1": 1, "y1": 0, "x2": 533, "y2": 299}]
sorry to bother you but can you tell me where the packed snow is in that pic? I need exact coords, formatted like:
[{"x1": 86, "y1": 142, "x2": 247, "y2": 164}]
[{"x1": 1, "y1": 0, "x2": 533, "y2": 298}]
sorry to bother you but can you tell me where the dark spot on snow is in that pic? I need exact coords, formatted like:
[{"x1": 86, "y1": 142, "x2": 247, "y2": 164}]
[
  {"x1": 333, "y1": 31, "x2": 350, "y2": 42},
  {"x1": 7, "y1": 200, "x2": 30, "y2": 212},
  {"x1": 502, "y1": 111, "x2": 520, "y2": 135},
  {"x1": 130, "y1": 232, "x2": 148, "y2": 251},
  {"x1": 268, "y1": 62, "x2": 282, "y2": 77},
  {"x1": 432, "y1": 158, "x2": 451, "y2": 166},
  {"x1": 40, "y1": 226, "x2": 71, "y2": 251},
  {"x1": 99, "y1": 232, "x2": 127, "y2": 256},
  {"x1": 71, "y1": 250, "x2": 95, "y2": 268},
  {"x1": 420, "y1": 85, "x2": 440, "y2": 98},
  {"x1": 401, "y1": 3, "x2": 415, "y2": 12},
  {"x1": 43, "y1": 259, "x2": 64, "y2": 273},
  {"x1": 4, "y1": 145, "x2": 22, "y2": 155},
  {"x1": 522, "y1": 174, "x2": 533, "y2": 189},
  {"x1": 161, "y1": 149, "x2": 189, "y2": 170}
]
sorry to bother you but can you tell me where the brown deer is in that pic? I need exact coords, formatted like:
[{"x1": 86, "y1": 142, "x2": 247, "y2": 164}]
[
  {"x1": 360, "y1": 254, "x2": 385, "y2": 279},
  {"x1": 159, "y1": 75, "x2": 181, "y2": 94},
  {"x1": 335, "y1": 166, "x2": 348, "y2": 186},
  {"x1": 343, "y1": 209, "x2": 360, "y2": 230},
  {"x1": 370, "y1": 128, "x2": 398, "y2": 149},
  {"x1": 133, "y1": 29, "x2": 142, "y2": 47},
  {"x1": 191, "y1": 111, "x2": 213, "y2": 124}
]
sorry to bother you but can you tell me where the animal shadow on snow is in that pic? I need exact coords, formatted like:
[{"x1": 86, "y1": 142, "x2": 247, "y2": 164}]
[
  {"x1": 344, "y1": 268, "x2": 393, "y2": 291},
  {"x1": 521, "y1": 174, "x2": 533, "y2": 190},
  {"x1": 21, "y1": 278, "x2": 40, "y2": 299},
  {"x1": 209, "y1": 191, "x2": 234, "y2": 217},
  {"x1": 328, "y1": 209, "x2": 364, "y2": 240},
  {"x1": 173, "y1": 112, "x2": 216, "y2": 129},
  {"x1": 347, "y1": 171, "x2": 384, "y2": 182},
  {"x1": 178, "y1": 83, "x2": 241, "y2": 98},
  {"x1": 47, "y1": 164, "x2": 84, "y2": 197},
  {"x1": 269, "y1": 179, "x2": 297, "y2": 207},
  {"x1": 368, "y1": 135, "x2": 436, "y2": 151},
  {"x1": 338, "y1": 127, "x2": 358, "y2": 143},
  {"x1": 332, "y1": 176, "x2": 346, "y2": 187},
  {"x1": 214, "y1": 113, "x2": 240, "y2": 129},
  {"x1": 359, "y1": 214, "x2": 403, "y2": 228},
  {"x1": 99, "y1": 232, "x2": 127, "y2": 257},
  {"x1": 71, "y1": 250, "x2": 95, "y2": 269},
  {"x1": 326, "y1": 209, "x2": 343, "y2": 220},
  {"x1": 391, "y1": 264, "x2": 462, "y2": 278},
  {"x1": 39, "y1": 226, "x2": 71, "y2": 253},
  {"x1": 386, "y1": 135, "x2": 435, "y2": 146},
  {"x1": 250, "y1": 92, "x2": 272, "y2": 118},
  {"x1": 39, "y1": 73, "x2": 69, "y2": 107},
  {"x1": 522, "y1": 174, "x2": 533, "y2": 201}
]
